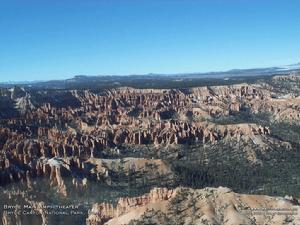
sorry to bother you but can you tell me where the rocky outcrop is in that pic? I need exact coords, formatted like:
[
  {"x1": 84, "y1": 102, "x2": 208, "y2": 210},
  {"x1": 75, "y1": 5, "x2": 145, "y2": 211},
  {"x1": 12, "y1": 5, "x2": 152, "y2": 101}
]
[
  {"x1": 273, "y1": 73, "x2": 300, "y2": 81},
  {"x1": 87, "y1": 187, "x2": 175, "y2": 225},
  {"x1": 1, "y1": 79, "x2": 298, "y2": 188},
  {"x1": 86, "y1": 186, "x2": 300, "y2": 225},
  {"x1": 1, "y1": 74, "x2": 300, "y2": 224}
]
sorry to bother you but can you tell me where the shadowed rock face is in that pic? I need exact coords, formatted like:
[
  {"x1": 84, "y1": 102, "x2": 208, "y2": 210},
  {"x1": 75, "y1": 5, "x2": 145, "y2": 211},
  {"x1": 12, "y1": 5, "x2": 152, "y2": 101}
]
[{"x1": 86, "y1": 187, "x2": 300, "y2": 225}]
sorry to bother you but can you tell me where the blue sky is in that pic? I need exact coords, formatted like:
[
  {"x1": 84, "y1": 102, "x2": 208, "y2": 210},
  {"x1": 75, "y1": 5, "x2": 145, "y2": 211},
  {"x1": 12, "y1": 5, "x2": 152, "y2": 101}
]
[{"x1": 0, "y1": 0, "x2": 300, "y2": 82}]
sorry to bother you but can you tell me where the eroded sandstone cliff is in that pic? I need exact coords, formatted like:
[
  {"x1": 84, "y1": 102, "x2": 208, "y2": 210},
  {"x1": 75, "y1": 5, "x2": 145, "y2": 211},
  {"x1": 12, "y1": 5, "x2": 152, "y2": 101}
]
[{"x1": 87, "y1": 186, "x2": 300, "y2": 225}]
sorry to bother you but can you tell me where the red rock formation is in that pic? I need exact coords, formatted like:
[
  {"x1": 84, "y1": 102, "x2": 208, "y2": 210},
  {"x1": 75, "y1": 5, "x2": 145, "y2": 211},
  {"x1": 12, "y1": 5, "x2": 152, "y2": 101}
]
[
  {"x1": 87, "y1": 187, "x2": 175, "y2": 225},
  {"x1": 0, "y1": 81, "x2": 298, "y2": 187}
]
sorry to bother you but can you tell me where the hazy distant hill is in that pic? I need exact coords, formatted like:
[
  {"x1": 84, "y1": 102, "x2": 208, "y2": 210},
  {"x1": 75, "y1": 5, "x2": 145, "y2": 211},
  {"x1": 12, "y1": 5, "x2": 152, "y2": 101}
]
[{"x1": 1, "y1": 63, "x2": 300, "y2": 89}]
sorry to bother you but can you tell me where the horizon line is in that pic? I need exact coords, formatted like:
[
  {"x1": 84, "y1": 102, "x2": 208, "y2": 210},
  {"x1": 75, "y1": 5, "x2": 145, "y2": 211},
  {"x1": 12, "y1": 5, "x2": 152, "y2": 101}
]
[{"x1": 1, "y1": 61, "x2": 300, "y2": 84}]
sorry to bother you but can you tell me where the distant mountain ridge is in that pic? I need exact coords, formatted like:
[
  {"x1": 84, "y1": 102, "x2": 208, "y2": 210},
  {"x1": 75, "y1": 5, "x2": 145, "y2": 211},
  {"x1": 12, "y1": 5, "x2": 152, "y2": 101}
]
[{"x1": 1, "y1": 62, "x2": 300, "y2": 88}]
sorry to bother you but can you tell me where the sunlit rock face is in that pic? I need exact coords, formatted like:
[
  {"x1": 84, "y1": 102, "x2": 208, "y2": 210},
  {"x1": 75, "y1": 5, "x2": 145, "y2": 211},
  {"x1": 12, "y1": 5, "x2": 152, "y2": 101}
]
[
  {"x1": 87, "y1": 187, "x2": 300, "y2": 225},
  {"x1": 87, "y1": 187, "x2": 175, "y2": 225}
]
